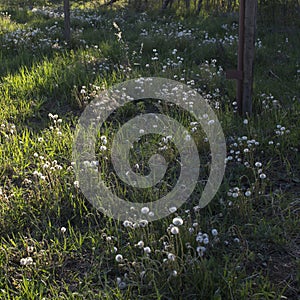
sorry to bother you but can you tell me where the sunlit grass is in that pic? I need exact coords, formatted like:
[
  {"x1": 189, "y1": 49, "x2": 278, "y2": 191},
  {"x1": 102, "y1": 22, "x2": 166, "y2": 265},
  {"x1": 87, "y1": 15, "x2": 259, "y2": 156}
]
[{"x1": 0, "y1": 2, "x2": 299, "y2": 299}]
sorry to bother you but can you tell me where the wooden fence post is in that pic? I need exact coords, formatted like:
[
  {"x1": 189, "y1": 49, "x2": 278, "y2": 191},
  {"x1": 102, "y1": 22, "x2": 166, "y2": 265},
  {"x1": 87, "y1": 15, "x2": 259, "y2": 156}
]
[
  {"x1": 242, "y1": 0, "x2": 257, "y2": 116},
  {"x1": 64, "y1": 0, "x2": 71, "y2": 42},
  {"x1": 226, "y1": 0, "x2": 257, "y2": 116}
]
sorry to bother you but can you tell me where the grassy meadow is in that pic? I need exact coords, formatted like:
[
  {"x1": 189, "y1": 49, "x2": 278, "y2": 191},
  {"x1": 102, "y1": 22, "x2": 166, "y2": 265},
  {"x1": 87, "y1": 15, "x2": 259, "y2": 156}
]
[{"x1": 0, "y1": 1, "x2": 299, "y2": 299}]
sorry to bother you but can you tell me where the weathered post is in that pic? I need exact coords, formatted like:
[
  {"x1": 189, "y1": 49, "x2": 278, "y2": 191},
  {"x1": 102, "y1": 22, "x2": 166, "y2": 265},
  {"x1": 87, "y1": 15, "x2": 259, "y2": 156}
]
[
  {"x1": 64, "y1": 0, "x2": 71, "y2": 42},
  {"x1": 226, "y1": 0, "x2": 257, "y2": 116},
  {"x1": 242, "y1": 0, "x2": 257, "y2": 115}
]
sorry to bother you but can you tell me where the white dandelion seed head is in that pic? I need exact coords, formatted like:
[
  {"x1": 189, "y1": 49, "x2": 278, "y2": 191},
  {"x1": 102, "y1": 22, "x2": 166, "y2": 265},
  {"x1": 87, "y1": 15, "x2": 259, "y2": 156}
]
[
  {"x1": 203, "y1": 237, "x2": 209, "y2": 244},
  {"x1": 211, "y1": 229, "x2": 218, "y2": 236},
  {"x1": 170, "y1": 226, "x2": 179, "y2": 235},
  {"x1": 167, "y1": 253, "x2": 176, "y2": 261},
  {"x1": 143, "y1": 246, "x2": 151, "y2": 254},
  {"x1": 141, "y1": 207, "x2": 150, "y2": 214},
  {"x1": 137, "y1": 240, "x2": 144, "y2": 248},
  {"x1": 115, "y1": 254, "x2": 123, "y2": 262},
  {"x1": 260, "y1": 173, "x2": 267, "y2": 179},
  {"x1": 172, "y1": 217, "x2": 183, "y2": 226},
  {"x1": 139, "y1": 219, "x2": 148, "y2": 227},
  {"x1": 169, "y1": 206, "x2": 177, "y2": 213},
  {"x1": 118, "y1": 281, "x2": 127, "y2": 290}
]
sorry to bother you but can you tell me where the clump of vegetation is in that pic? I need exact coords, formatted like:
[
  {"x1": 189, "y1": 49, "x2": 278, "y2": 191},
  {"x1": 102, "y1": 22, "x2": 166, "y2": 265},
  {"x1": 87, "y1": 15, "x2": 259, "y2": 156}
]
[{"x1": 0, "y1": 1, "x2": 299, "y2": 299}]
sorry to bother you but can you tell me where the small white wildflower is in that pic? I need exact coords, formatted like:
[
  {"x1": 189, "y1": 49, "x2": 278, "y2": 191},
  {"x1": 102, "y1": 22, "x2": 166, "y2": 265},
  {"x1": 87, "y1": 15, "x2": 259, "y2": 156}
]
[
  {"x1": 43, "y1": 163, "x2": 49, "y2": 169},
  {"x1": 233, "y1": 237, "x2": 240, "y2": 243},
  {"x1": 193, "y1": 205, "x2": 200, "y2": 212},
  {"x1": 203, "y1": 237, "x2": 209, "y2": 244},
  {"x1": 259, "y1": 173, "x2": 267, "y2": 179},
  {"x1": 20, "y1": 257, "x2": 33, "y2": 266},
  {"x1": 232, "y1": 192, "x2": 239, "y2": 198},
  {"x1": 172, "y1": 270, "x2": 178, "y2": 276},
  {"x1": 170, "y1": 226, "x2": 179, "y2": 235},
  {"x1": 202, "y1": 233, "x2": 208, "y2": 239},
  {"x1": 255, "y1": 162, "x2": 262, "y2": 167},
  {"x1": 148, "y1": 211, "x2": 154, "y2": 217},
  {"x1": 196, "y1": 246, "x2": 206, "y2": 256},
  {"x1": 139, "y1": 129, "x2": 145, "y2": 134},
  {"x1": 60, "y1": 227, "x2": 67, "y2": 233},
  {"x1": 33, "y1": 152, "x2": 39, "y2": 158},
  {"x1": 27, "y1": 246, "x2": 34, "y2": 253},
  {"x1": 137, "y1": 240, "x2": 144, "y2": 248},
  {"x1": 172, "y1": 217, "x2": 183, "y2": 226},
  {"x1": 115, "y1": 254, "x2": 123, "y2": 262},
  {"x1": 26, "y1": 257, "x2": 33, "y2": 265},
  {"x1": 139, "y1": 219, "x2": 148, "y2": 227},
  {"x1": 167, "y1": 253, "x2": 176, "y2": 261},
  {"x1": 143, "y1": 246, "x2": 151, "y2": 254},
  {"x1": 196, "y1": 234, "x2": 203, "y2": 243},
  {"x1": 243, "y1": 119, "x2": 248, "y2": 125},
  {"x1": 168, "y1": 206, "x2": 177, "y2": 213},
  {"x1": 189, "y1": 227, "x2": 194, "y2": 233},
  {"x1": 245, "y1": 190, "x2": 251, "y2": 197},
  {"x1": 100, "y1": 145, "x2": 107, "y2": 151},
  {"x1": 73, "y1": 181, "x2": 79, "y2": 188},
  {"x1": 123, "y1": 220, "x2": 132, "y2": 228},
  {"x1": 211, "y1": 229, "x2": 218, "y2": 236},
  {"x1": 185, "y1": 134, "x2": 191, "y2": 142},
  {"x1": 118, "y1": 281, "x2": 127, "y2": 289},
  {"x1": 141, "y1": 207, "x2": 149, "y2": 214}
]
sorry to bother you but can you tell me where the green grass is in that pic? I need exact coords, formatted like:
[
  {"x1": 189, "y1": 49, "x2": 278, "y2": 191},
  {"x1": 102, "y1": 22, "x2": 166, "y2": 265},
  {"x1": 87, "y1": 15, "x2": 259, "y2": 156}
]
[{"x1": 0, "y1": 3, "x2": 299, "y2": 299}]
